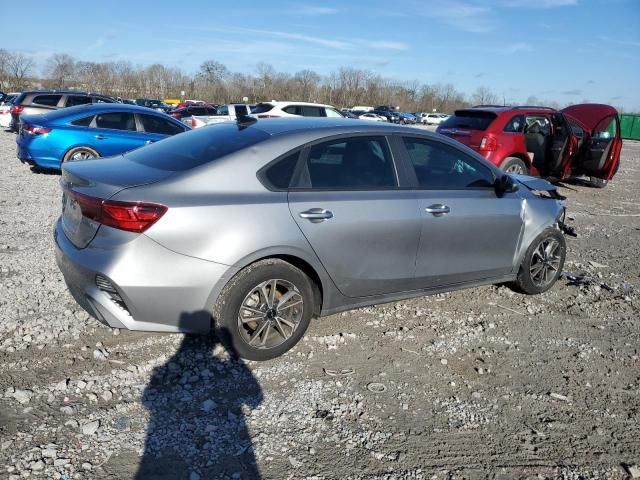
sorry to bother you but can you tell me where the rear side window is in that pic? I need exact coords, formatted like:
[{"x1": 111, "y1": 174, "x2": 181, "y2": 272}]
[
  {"x1": 93, "y1": 96, "x2": 115, "y2": 104},
  {"x1": 66, "y1": 95, "x2": 92, "y2": 107},
  {"x1": 216, "y1": 105, "x2": 229, "y2": 116},
  {"x1": 71, "y1": 115, "x2": 94, "y2": 127},
  {"x1": 138, "y1": 114, "x2": 184, "y2": 135},
  {"x1": 300, "y1": 136, "x2": 396, "y2": 189},
  {"x1": 283, "y1": 106, "x2": 299, "y2": 115},
  {"x1": 94, "y1": 112, "x2": 136, "y2": 131},
  {"x1": 31, "y1": 94, "x2": 62, "y2": 107},
  {"x1": 252, "y1": 103, "x2": 274, "y2": 114},
  {"x1": 262, "y1": 152, "x2": 300, "y2": 190},
  {"x1": 503, "y1": 115, "x2": 525, "y2": 133},
  {"x1": 125, "y1": 123, "x2": 271, "y2": 171},
  {"x1": 403, "y1": 137, "x2": 494, "y2": 189},
  {"x1": 440, "y1": 111, "x2": 497, "y2": 131}
]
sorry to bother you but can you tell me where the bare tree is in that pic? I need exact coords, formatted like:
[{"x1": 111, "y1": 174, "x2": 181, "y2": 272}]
[
  {"x1": 293, "y1": 69, "x2": 320, "y2": 101},
  {"x1": 45, "y1": 53, "x2": 75, "y2": 89},
  {"x1": 471, "y1": 86, "x2": 499, "y2": 106},
  {"x1": 6, "y1": 52, "x2": 34, "y2": 90}
]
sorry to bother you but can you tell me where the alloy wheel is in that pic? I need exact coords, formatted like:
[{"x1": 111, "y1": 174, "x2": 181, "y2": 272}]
[
  {"x1": 69, "y1": 150, "x2": 96, "y2": 161},
  {"x1": 505, "y1": 164, "x2": 525, "y2": 174},
  {"x1": 529, "y1": 238, "x2": 561, "y2": 287},
  {"x1": 237, "y1": 279, "x2": 304, "y2": 350}
]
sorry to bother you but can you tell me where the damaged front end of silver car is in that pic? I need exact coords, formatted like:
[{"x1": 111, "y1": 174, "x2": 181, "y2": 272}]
[{"x1": 511, "y1": 174, "x2": 578, "y2": 238}]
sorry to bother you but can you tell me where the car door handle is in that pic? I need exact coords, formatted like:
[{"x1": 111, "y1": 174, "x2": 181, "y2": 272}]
[
  {"x1": 425, "y1": 204, "x2": 450, "y2": 216},
  {"x1": 299, "y1": 208, "x2": 333, "y2": 222},
  {"x1": 95, "y1": 134, "x2": 106, "y2": 140}
]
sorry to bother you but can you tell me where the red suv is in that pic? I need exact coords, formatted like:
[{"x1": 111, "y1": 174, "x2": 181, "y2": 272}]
[{"x1": 436, "y1": 104, "x2": 622, "y2": 187}]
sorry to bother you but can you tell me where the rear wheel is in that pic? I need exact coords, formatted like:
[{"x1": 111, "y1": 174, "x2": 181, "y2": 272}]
[
  {"x1": 212, "y1": 259, "x2": 315, "y2": 361},
  {"x1": 63, "y1": 146, "x2": 100, "y2": 162},
  {"x1": 588, "y1": 177, "x2": 608, "y2": 188},
  {"x1": 500, "y1": 157, "x2": 529, "y2": 175},
  {"x1": 513, "y1": 228, "x2": 566, "y2": 295}
]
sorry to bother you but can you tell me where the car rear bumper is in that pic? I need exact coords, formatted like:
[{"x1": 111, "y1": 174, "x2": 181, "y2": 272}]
[{"x1": 54, "y1": 218, "x2": 236, "y2": 333}]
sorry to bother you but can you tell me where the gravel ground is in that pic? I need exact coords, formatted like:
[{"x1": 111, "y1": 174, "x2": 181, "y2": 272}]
[{"x1": 0, "y1": 129, "x2": 639, "y2": 480}]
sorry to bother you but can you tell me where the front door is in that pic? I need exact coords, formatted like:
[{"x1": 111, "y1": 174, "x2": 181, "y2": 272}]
[
  {"x1": 562, "y1": 104, "x2": 623, "y2": 180},
  {"x1": 91, "y1": 112, "x2": 145, "y2": 156},
  {"x1": 288, "y1": 135, "x2": 421, "y2": 298},
  {"x1": 399, "y1": 136, "x2": 524, "y2": 287}
]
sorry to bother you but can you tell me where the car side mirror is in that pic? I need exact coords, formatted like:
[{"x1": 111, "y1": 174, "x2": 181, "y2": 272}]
[{"x1": 495, "y1": 174, "x2": 519, "y2": 194}]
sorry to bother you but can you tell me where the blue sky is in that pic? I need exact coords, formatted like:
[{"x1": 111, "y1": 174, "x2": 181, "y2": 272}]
[{"x1": 4, "y1": 0, "x2": 640, "y2": 110}]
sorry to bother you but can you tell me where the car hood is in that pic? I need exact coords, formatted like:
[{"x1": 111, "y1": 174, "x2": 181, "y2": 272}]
[
  {"x1": 561, "y1": 103, "x2": 618, "y2": 133},
  {"x1": 510, "y1": 174, "x2": 556, "y2": 192}
]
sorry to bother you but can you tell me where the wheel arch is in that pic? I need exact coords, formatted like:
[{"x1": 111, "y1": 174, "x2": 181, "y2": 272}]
[
  {"x1": 62, "y1": 144, "x2": 102, "y2": 162},
  {"x1": 206, "y1": 247, "x2": 334, "y2": 319}
]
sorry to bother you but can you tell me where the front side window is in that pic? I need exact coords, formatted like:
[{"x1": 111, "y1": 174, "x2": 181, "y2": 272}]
[
  {"x1": 71, "y1": 115, "x2": 94, "y2": 127},
  {"x1": 503, "y1": 115, "x2": 525, "y2": 133},
  {"x1": 403, "y1": 137, "x2": 494, "y2": 189},
  {"x1": 138, "y1": 114, "x2": 184, "y2": 135},
  {"x1": 31, "y1": 94, "x2": 62, "y2": 107},
  {"x1": 94, "y1": 112, "x2": 136, "y2": 131},
  {"x1": 301, "y1": 136, "x2": 396, "y2": 189},
  {"x1": 325, "y1": 108, "x2": 343, "y2": 118},
  {"x1": 301, "y1": 106, "x2": 324, "y2": 117}
]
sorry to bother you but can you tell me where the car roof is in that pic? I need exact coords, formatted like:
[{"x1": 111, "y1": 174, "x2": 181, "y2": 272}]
[
  {"x1": 238, "y1": 117, "x2": 426, "y2": 137},
  {"x1": 28, "y1": 103, "x2": 174, "y2": 122},
  {"x1": 460, "y1": 105, "x2": 558, "y2": 115},
  {"x1": 260, "y1": 101, "x2": 335, "y2": 108}
]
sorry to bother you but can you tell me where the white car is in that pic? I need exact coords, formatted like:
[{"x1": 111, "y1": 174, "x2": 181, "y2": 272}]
[
  {"x1": 357, "y1": 112, "x2": 387, "y2": 122},
  {"x1": 183, "y1": 104, "x2": 253, "y2": 128},
  {"x1": 252, "y1": 101, "x2": 343, "y2": 119},
  {"x1": 420, "y1": 113, "x2": 449, "y2": 125},
  {"x1": 0, "y1": 93, "x2": 19, "y2": 129}
]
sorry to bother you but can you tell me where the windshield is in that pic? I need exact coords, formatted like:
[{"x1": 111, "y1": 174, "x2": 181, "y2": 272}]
[
  {"x1": 440, "y1": 110, "x2": 497, "y2": 131},
  {"x1": 124, "y1": 122, "x2": 271, "y2": 171}
]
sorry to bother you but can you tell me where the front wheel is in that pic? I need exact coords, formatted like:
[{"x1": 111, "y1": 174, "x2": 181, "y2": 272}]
[
  {"x1": 513, "y1": 228, "x2": 566, "y2": 295},
  {"x1": 212, "y1": 259, "x2": 315, "y2": 361},
  {"x1": 500, "y1": 157, "x2": 529, "y2": 175}
]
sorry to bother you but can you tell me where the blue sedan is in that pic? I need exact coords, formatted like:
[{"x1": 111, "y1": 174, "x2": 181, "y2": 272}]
[{"x1": 16, "y1": 103, "x2": 190, "y2": 170}]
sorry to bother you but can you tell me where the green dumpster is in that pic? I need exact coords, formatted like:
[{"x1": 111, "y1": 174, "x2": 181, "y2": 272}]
[{"x1": 620, "y1": 114, "x2": 640, "y2": 141}]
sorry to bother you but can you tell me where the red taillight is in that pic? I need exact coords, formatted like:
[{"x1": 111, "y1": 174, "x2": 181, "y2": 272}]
[
  {"x1": 11, "y1": 105, "x2": 24, "y2": 114},
  {"x1": 479, "y1": 135, "x2": 498, "y2": 152},
  {"x1": 191, "y1": 117, "x2": 197, "y2": 127},
  {"x1": 23, "y1": 124, "x2": 52, "y2": 135},
  {"x1": 67, "y1": 190, "x2": 167, "y2": 233},
  {"x1": 257, "y1": 114, "x2": 280, "y2": 118}
]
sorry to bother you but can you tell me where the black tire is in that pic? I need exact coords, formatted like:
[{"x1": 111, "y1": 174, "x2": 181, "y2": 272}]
[
  {"x1": 63, "y1": 146, "x2": 100, "y2": 162},
  {"x1": 588, "y1": 177, "x2": 608, "y2": 188},
  {"x1": 212, "y1": 259, "x2": 315, "y2": 361},
  {"x1": 513, "y1": 227, "x2": 566, "y2": 295},
  {"x1": 500, "y1": 157, "x2": 529, "y2": 175}
]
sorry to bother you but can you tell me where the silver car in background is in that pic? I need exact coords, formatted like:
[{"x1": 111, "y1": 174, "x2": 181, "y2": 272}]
[{"x1": 55, "y1": 118, "x2": 569, "y2": 360}]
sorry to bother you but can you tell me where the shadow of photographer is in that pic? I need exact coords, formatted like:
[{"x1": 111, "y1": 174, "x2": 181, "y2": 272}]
[{"x1": 135, "y1": 312, "x2": 263, "y2": 479}]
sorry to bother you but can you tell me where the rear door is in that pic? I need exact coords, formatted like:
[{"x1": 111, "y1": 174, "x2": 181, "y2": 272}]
[
  {"x1": 562, "y1": 104, "x2": 622, "y2": 180},
  {"x1": 436, "y1": 110, "x2": 498, "y2": 151},
  {"x1": 90, "y1": 112, "x2": 145, "y2": 156},
  {"x1": 399, "y1": 136, "x2": 524, "y2": 287},
  {"x1": 288, "y1": 135, "x2": 421, "y2": 297}
]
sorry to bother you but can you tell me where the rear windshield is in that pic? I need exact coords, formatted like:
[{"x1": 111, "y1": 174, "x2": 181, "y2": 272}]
[
  {"x1": 252, "y1": 103, "x2": 274, "y2": 114},
  {"x1": 440, "y1": 110, "x2": 498, "y2": 131},
  {"x1": 124, "y1": 122, "x2": 271, "y2": 171}
]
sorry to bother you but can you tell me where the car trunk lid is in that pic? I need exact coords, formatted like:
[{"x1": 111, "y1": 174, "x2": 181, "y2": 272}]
[
  {"x1": 436, "y1": 110, "x2": 498, "y2": 150},
  {"x1": 60, "y1": 156, "x2": 175, "y2": 248}
]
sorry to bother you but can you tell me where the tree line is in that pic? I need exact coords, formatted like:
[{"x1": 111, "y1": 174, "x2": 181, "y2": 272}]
[{"x1": 1, "y1": 50, "x2": 568, "y2": 112}]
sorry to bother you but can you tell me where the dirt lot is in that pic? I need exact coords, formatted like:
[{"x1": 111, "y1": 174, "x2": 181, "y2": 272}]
[{"x1": 0, "y1": 129, "x2": 639, "y2": 480}]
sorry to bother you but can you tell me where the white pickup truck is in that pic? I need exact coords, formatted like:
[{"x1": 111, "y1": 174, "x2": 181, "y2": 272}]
[{"x1": 183, "y1": 104, "x2": 253, "y2": 128}]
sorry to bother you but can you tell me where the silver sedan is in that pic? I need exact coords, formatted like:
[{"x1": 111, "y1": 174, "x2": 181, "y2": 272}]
[{"x1": 55, "y1": 118, "x2": 569, "y2": 360}]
